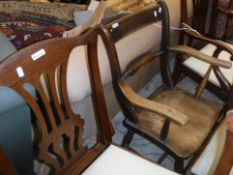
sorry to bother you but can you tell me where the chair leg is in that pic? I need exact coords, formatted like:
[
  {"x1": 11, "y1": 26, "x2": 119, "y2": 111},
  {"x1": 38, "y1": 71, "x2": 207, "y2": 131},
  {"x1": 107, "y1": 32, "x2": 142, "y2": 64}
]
[
  {"x1": 121, "y1": 130, "x2": 134, "y2": 148},
  {"x1": 173, "y1": 55, "x2": 183, "y2": 84},
  {"x1": 174, "y1": 157, "x2": 184, "y2": 174}
]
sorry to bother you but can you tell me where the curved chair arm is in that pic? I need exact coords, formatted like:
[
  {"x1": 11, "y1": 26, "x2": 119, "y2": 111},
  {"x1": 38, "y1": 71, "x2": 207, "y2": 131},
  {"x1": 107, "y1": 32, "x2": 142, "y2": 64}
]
[
  {"x1": 169, "y1": 45, "x2": 232, "y2": 68},
  {"x1": 184, "y1": 29, "x2": 233, "y2": 56},
  {"x1": 118, "y1": 80, "x2": 189, "y2": 126}
]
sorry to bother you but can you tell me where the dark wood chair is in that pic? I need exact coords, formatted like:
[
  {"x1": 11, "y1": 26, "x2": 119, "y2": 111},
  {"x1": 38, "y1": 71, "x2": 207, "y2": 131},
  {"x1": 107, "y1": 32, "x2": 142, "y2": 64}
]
[
  {"x1": 174, "y1": 0, "x2": 233, "y2": 101},
  {"x1": 0, "y1": 28, "x2": 114, "y2": 175},
  {"x1": 99, "y1": 0, "x2": 232, "y2": 173}
]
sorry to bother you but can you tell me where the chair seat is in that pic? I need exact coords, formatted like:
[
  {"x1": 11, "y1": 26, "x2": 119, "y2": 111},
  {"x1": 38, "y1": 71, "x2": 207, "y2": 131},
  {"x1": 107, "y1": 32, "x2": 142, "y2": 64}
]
[
  {"x1": 183, "y1": 43, "x2": 233, "y2": 86},
  {"x1": 82, "y1": 144, "x2": 178, "y2": 175},
  {"x1": 126, "y1": 88, "x2": 222, "y2": 158}
]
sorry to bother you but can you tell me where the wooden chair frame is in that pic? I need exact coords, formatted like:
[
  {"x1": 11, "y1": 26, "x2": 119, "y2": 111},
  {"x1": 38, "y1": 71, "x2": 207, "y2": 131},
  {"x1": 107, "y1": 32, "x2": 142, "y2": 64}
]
[{"x1": 99, "y1": 0, "x2": 231, "y2": 173}]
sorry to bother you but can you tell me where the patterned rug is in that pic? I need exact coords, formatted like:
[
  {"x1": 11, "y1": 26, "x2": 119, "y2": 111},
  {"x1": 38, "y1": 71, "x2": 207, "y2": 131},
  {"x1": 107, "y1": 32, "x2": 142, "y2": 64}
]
[{"x1": 0, "y1": 11, "x2": 74, "y2": 49}]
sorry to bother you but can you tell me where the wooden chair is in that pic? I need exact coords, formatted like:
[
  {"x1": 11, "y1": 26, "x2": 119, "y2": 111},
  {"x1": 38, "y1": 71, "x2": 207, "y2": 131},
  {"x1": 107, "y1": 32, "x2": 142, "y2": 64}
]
[
  {"x1": 0, "y1": 27, "x2": 113, "y2": 175},
  {"x1": 174, "y1": 0, "x2": 233, "y2": 101},
  {"x1": 99, "y1": 0, "x2": 232, "y2": 173},
  {"x1": 0, "y1": 24, "x2": 179, "y2": 175}
]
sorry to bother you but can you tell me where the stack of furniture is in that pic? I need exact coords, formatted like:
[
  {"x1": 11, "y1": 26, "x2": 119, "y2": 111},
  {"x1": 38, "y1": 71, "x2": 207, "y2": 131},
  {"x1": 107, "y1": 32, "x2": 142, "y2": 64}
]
[{"x1": 0, "y1": 3, "x2": 182, "y2": 174}]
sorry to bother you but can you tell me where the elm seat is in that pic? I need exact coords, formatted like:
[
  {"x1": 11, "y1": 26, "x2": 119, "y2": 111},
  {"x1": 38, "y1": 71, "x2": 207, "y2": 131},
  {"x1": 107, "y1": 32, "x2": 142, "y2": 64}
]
[{"x1": 130, "y1": 88, "x2": 222, "y2": 158}]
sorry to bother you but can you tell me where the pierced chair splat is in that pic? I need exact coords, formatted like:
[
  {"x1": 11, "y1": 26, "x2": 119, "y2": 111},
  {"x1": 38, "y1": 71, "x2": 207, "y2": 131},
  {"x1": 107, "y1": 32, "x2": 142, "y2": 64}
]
[{"x1": 0, "y1": 28, "x2": 113, "y2": 175}]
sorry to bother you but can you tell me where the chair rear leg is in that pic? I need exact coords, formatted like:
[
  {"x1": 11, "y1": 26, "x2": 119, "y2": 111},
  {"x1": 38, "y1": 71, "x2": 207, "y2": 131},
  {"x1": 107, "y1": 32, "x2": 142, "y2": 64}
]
[
  {"x1": 173, "y1": 55, "x2": 183, "y2": 84},
  {"x1": 121, "y1": 130, "x2": 134, "y2": 148}
]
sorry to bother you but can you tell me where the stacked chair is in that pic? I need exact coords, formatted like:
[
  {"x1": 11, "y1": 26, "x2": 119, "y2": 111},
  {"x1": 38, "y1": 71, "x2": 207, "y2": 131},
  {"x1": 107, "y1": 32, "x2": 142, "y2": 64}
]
[
  {"x1": 173, "y1": 0, "x2": 233, "y2": 174},
  {"x1": 175, "y1": 0, "x2": 233, "y2": 101},
  {"x1": 0, "y1": 1, "x2": 179, "y2": 175},
  {"x1": 0, "y1": 0, "x2": 232, "y2": 174}
]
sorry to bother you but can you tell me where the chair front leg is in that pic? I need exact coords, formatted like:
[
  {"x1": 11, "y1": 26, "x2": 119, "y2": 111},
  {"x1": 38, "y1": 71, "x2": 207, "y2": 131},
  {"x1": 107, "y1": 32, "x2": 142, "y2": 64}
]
[{"x1": 122, "y1": 130, "x2": 134, "y2": 148}]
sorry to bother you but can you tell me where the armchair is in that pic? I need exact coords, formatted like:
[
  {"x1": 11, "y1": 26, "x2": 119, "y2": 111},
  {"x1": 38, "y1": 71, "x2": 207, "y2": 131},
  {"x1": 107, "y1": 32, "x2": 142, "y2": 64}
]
[
  {"x1": 174, "y1": 0, "x2": 233, "y2": 101},
  {"x1": 99, "y1": 0, "x2": 231, "y2": 173}
]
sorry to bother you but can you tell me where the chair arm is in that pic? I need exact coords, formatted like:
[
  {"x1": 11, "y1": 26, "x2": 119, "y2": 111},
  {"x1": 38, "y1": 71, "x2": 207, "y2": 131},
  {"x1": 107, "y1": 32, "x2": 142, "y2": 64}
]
[
  {"x1": 118, "y1": 80, "x2": 189, "y2": 125},
  {"x1": 184, "y1": 29, "x2": 233, "y2": 56},
  {"x1": 169, "y1": 45, "x2": 232, "y2": 68}
]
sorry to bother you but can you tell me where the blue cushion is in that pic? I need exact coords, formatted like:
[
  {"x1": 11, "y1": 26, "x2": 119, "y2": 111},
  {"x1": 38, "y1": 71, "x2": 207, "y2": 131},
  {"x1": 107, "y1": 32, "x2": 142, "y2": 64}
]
[
  {"x1": 0, "y1": 31, "x2": 16, "y2": 62},
  {"x1": 0, "y1": 84, "x2": 36, "y2": 115},
  {"x1": 0, "y1": 105, "x2": 33, "y2": 175}
]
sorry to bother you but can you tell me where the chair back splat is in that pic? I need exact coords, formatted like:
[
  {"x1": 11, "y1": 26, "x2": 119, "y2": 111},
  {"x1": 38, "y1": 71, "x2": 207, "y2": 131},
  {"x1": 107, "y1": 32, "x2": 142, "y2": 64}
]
[
  {"x1": 99, "y1": 0, "x2": 230, "y2": 173},
  {"x1": 0, "y1": 28, "x2": 113, "y2": 175}
]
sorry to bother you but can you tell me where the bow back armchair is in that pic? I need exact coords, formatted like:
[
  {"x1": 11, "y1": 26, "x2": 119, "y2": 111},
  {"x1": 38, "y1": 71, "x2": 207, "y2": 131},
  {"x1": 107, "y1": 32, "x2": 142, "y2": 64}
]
[{"x1": 99, "y1": 0, "x2": 232, "y2": 173}]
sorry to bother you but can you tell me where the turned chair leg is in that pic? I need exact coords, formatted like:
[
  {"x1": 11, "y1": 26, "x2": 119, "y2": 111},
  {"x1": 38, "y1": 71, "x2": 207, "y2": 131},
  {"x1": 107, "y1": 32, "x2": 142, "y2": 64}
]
[
  {"x1": 174, "y1": 157, "x2": 184, "y2": 174},
  {"x1": 121, "y1": 130, "x2": 134, "y2": 148}
]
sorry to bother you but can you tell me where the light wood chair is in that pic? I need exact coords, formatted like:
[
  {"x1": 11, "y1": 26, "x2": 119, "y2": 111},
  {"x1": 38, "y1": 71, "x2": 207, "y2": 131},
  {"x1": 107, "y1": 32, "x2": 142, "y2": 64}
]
[{"x1": 99, "y1": 0, "x2": 232, "y2": 173}]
